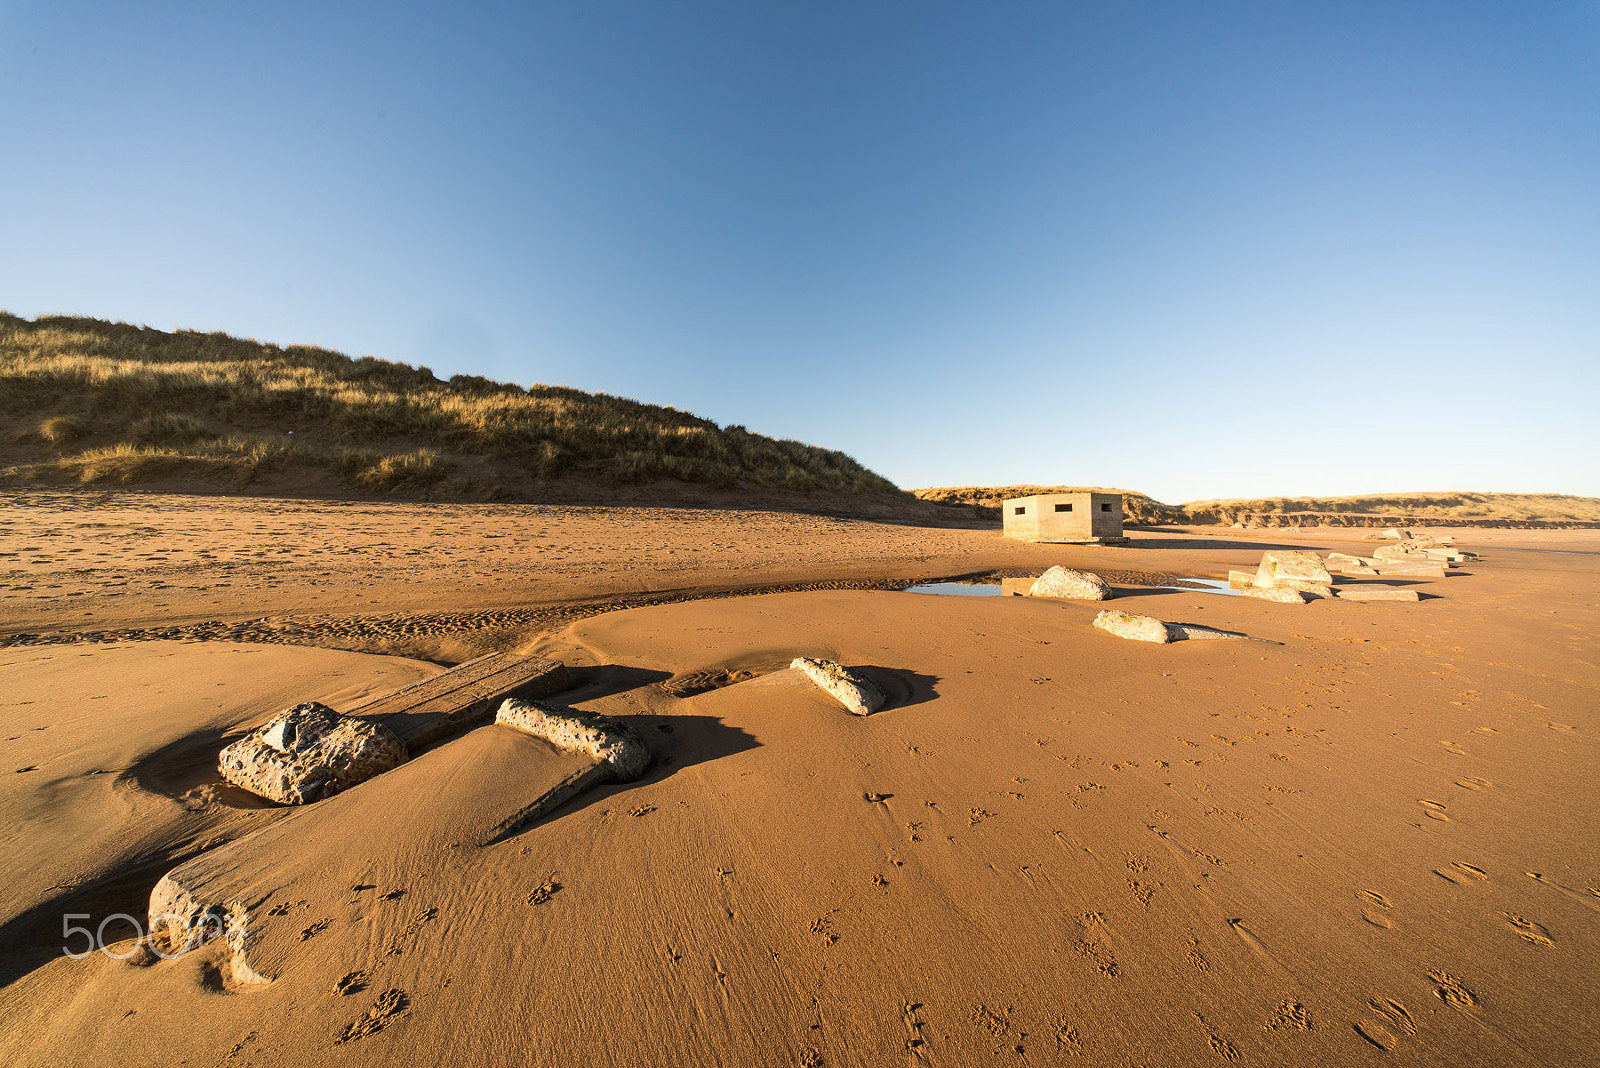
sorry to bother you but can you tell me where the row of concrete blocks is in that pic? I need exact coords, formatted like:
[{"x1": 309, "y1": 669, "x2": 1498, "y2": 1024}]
[
  {"x1": 149, "y1": 653, "x2": 886, "y2": 976},
  {"x1": 1222, "y1": 549, "x2": 1431, "y2": 603},
  {"x1": 216, "y1": 653, "x2": 888, "y2": 810}
]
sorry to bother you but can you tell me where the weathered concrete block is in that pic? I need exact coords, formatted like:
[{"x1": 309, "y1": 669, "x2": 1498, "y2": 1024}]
[
  {"x1": 1373, "y1": 540, "x2": 1467, "y2": 563},
  {"x1": 1091, "y1": 610, "x2": 1171, "y2": 643},
  {"x1": 791, "y1": 657, "x2": 887, "y2": 716},
  {"x1": 1381, "y1": 527, "x2": 1412, "y2": 540},
  {"x1": 1241, "y1": 586, "x2": 1310, "y2": 604},
  {"x1": 1028, "y1": 566, "x2": 1113, "y2": 601},
  {"x1": 147, "y1": 875, "x2": 271, "y2": 985},
  {"x1": 1227, "y1": 570, "x2": 1258, "y2": 589},
  {"x1": 218, "y1": 703, "x2": 406, "y2": 805},
  {"x1": 496, "y1": 699, "x2": 651, "y2": 781},
  {"x1": 1000, "y1": 577, "x2": 1036, "y2": 596},
  {"x1": 1333, "y1": 587, "x2": 1421, "y2": 602},
  {"x1": 1255, "y1": 551, "x2": 1332, "y2": 588},
  {"x1": 1326, "y1": 552, "x2": 1364, "y2": 570}
]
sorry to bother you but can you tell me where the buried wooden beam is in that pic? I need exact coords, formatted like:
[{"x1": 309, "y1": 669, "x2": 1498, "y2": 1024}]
[{"x1": 347, "y1": 652, "x2": 571, "y2": 752}]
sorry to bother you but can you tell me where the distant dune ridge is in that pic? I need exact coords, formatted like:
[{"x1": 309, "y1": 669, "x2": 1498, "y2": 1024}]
[
  {"x1": 0, "y1": 312, "x2": 900, "y2": 502},
  {"x1": 914, "y1": 486, "x2": 1600, "y2": 528}
]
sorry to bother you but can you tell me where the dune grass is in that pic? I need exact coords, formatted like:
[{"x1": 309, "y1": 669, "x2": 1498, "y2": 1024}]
[{"x1": 0, "y1": 312, "x2": 901, "y2": 500}]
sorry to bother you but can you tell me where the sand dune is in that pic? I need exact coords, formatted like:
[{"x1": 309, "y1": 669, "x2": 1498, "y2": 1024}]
[{"x1": 1, "y1": 493, "x2": 1596, "y2": 1066}]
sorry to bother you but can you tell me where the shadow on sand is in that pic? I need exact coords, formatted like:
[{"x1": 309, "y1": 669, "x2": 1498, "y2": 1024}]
[{"x1": 855, "y1": 666, "x2": 941, "y2": 711}]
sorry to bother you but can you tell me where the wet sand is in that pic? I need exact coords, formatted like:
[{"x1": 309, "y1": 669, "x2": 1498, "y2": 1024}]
[{"x1": 1, "y1": 491, "x2": 1596, "y2": 1066}]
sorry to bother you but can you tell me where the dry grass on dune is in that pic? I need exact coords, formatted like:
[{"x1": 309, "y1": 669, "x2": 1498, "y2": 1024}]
[{"x1": 0, "y1": 312, "x2": 901, "y2": 500}]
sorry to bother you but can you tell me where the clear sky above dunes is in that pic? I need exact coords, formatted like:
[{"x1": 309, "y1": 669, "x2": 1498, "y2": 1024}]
[{"x1": 2, "y1": 1, "x2": 1596, "y2": 502}]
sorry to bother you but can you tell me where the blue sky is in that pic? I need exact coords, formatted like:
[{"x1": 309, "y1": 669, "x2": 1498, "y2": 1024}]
[{"x1": 3, "y1": 1, "x2": 1596, "y2": 502}]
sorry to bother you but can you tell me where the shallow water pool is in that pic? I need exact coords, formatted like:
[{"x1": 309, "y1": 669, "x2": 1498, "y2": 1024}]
[
  {"x1": 1155, "y1": 578, "x2": 1245, "y2": 597},
  {"x1": 904, "y1": 576, "x2": 1245, "y2": 598},
  {"x1": 903, "y1": 580, "x2": 1003, "y2": 597}
]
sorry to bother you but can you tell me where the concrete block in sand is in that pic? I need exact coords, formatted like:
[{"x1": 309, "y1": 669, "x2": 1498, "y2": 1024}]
[
  {"x1": 1228, "y1": 571, "x2": 1258, "y2": 589},
  {"x1": 496, "y1": 698, "x2": 651, "y2": 782},
  {"x1": 1255, "y1": 551, "x2": 1331, "y2": 588},
  {"x1": 1028, "y1": 566, "x2": 1112, "y2": 600},
  {"x1": 1091, "y1": 610, "x2": 1171, "y2": 643},
  {"x1": 1241, "y1": 586, "x2": 1310, "y2": 604},
  {"x1": 1334, "y1": 586, "x2": 1421, "y2": 602},
  {"x1": 1374, "y1": 540, "x2": 1473, "y2": 564},
  {"x1": 218, "y1": 702, "x2": 405, "y2": 805},
  {"x1": 791, "y1": 657, "x2": 887, "y2": 716}
]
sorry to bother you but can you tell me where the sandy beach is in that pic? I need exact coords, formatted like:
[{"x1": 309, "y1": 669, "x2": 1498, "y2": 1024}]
[{"x1": 1, "y1": 492, "x2": 1596, "y2": 1067}]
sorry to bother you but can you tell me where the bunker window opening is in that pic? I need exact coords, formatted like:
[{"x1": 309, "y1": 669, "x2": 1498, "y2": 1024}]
[
  {"x1": 1014, "y1": 506, "x2": 1026, "y2": 515},
  {"x1": 1101, "y1": 503, "x2": 1112, "y2": 512},
  {"x1": 1055, "y1": 503, "x2": 1072, "y2": 512}
]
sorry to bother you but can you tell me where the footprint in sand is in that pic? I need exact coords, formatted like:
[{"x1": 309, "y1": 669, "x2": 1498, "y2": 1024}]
[
  {"x1": 333, "y1": 970, "x2": 370, "y2": 996},
  {"x1": 1440, "y1": 741, "x2": 1468, "y2": 755},
  {"x1": 1208, "y1": 1034, "x2": 1241, "y2": 1061},
  {"x1": 1356, "y1": 997, "x2": 1416, "y2": 1049},
  {"x1": 1455, "y1": 776, "x2": 1492, "y2": 790},
  {"x1": 1355, "y1": 1021, "x2": 1398, "y2": 1051},
  {"x1": 1360, "y1": 890, "x2": 1394, "y2": 929},
  {"x1": 1504, "y1": 914, "x2": 1555, "y2": 946},
  {"x1": 527, "y1": 877, "x2": 562, "y2": 905},
  {"x1": 1432, "y1": 862, "x2": 1488, "y2": 886},
  {"x1": 1419, "y1": 800, "x2": 1449, "y2": 821},
  {"x1": 1264, "y1": 1000, "x2": 1312, "y2": 1032},
  {"x1": 1427, "y1": 970, "x2": 1478, "y2": 1008},
  {"x1": 334, "y1": 989, "x2": 410, "y2": 1043}
]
